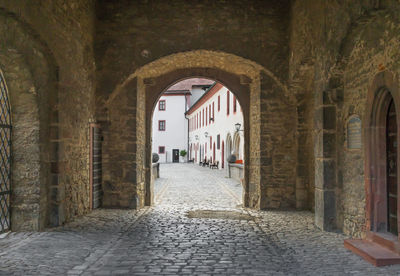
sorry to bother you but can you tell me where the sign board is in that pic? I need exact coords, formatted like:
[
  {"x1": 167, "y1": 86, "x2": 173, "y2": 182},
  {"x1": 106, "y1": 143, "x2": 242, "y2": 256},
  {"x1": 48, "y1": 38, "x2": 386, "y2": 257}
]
[{"x1": 347, "y1": 116, "x2": 362, "y2": 149}]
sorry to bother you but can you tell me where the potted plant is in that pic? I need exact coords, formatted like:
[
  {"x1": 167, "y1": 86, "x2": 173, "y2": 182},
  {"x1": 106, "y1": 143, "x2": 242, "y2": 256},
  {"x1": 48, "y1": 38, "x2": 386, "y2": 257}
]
[{"x1": 179, "y1": 150, "x2": 187, "y2": 162}]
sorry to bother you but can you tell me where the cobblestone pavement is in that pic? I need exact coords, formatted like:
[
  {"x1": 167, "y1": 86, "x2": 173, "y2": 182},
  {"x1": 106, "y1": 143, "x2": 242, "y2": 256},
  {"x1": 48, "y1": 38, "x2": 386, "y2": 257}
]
[{"x1": 1, "y1": 163, "x2": 400, "y2": 275}]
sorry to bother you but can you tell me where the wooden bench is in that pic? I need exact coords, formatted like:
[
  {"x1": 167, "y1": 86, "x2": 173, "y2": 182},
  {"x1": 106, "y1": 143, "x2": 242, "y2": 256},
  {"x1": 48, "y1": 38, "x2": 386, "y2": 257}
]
[{"x1": 210, "y1": 161, "x2": 219, "y2": 169}]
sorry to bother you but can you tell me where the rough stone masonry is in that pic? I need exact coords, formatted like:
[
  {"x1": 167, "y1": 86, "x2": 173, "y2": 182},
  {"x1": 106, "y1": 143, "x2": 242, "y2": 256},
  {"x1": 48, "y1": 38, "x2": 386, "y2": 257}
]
[{"x1": 0, "y1": 0, "x2": 398, "y2": 244}]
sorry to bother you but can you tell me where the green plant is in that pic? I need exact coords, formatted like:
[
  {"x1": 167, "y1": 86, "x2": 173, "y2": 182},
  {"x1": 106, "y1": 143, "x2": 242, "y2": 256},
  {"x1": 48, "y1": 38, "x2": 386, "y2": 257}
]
[{"x1": 180, "y1": 150, "x2": 187, "y2": 157}]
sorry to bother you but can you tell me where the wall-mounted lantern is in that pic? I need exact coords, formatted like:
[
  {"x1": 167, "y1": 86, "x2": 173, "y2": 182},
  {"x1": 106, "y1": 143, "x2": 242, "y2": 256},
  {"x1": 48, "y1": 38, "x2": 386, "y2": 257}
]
[{"x1": 235, "y1": 123, "x2": 243, "y2": 132}]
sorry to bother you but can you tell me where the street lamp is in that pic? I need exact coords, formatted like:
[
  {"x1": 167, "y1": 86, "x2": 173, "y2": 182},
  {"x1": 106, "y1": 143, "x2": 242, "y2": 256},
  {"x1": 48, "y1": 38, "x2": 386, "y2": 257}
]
[
  {"x1": 195, "y1": 135, "x2": 199, "y2": 141},
  {"x1": 204, "y1": 132, "x2": 209, "y2": 138},
  {"x1": 235, "y1": 123, "x2": 243, "y2": 132}
]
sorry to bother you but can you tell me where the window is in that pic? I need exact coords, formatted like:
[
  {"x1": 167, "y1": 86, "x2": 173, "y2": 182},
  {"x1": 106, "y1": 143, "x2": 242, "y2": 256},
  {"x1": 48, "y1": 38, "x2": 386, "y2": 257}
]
[
  {"x1": 217, "y1": 134, "x2": 220, "y2": 149},
  {"x1": 206, "y1": 107, "x2": 208, "y2": 126},
  {"x1": 233, "y1": 96, "x2": 237, "y2": 113},
  {"x1": 159, "y1": 146, "x2": 165, "y2": 154},
  {"x1": 212, "y1": 102, "x2": 215, "y2": 122},
  {"x1": 158, "y1": 120, "x2": 166, "y2": 131},
  {"x1": 218, "y1": 96, "x2": 220, "y2": 111},
  {"x1": 210, "y1": 136, "x2": 212, "y2": 149},
  {"x1": 202, "y1": 109, "x2": 204, "y2": 127},
  {"x1": 209, "y1": 104, "x2": 211, "y2": 123},
  {"x1": 227, "y1": 91, "x2": 230, "y2": 115},
  {"x1": 159, "y1": 100, "x2": 166, "y2": 111}
]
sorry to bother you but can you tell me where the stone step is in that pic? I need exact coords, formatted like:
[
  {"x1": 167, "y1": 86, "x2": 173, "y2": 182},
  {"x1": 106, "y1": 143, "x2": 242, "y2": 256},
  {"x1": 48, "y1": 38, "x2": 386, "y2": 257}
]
[
  {"x1": 344, "y1": 239, "x2": 400, "y2": 267},
  {"x1": 367, "y1": 231, "x2": 400, "y2": 254}
]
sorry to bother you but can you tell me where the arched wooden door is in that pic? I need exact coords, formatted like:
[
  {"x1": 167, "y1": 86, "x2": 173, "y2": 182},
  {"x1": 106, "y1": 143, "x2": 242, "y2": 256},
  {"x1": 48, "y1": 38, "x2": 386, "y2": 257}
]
[
  {"x1": 365, "y1": 85, "x2": 400, "y2": 237},
  {"x1": 387, "y1": 99, "x2": 398, "y2": 235}
]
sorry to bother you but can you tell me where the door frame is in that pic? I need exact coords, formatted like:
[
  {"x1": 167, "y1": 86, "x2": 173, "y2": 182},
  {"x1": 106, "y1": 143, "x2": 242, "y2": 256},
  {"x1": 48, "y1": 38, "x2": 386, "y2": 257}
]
[{"x1": 365, "y1": 71, "x2": 400, "y2": 238}]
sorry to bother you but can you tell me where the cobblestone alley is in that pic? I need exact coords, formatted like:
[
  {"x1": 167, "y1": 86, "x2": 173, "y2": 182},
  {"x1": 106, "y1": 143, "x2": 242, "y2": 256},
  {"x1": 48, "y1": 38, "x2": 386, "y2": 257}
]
[{"x1": 0, "y1": 164, "x2": 399, "y2": 275}]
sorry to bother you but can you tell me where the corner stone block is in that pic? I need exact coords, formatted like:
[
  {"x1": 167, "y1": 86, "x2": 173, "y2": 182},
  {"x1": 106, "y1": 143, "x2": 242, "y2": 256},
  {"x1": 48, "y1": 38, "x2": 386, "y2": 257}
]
[
  {"x1": 49, "y1": 202, "x2": 65, "y2": 227},
  {"x1": 322, "y1": 132, "x2": 336, "y2": 158},
  {"x1": 315, "y1": 188, "x2": 336, "y2": 231},
  {"x1": 322, "y1": 106, "x2": 336, "y2": 130},
  {"x1": 314, "y1": 107, "x2": 323, "y2": 129},
  {"x1": 315, "y1": 159, "x2": 336, "y2": 190}
]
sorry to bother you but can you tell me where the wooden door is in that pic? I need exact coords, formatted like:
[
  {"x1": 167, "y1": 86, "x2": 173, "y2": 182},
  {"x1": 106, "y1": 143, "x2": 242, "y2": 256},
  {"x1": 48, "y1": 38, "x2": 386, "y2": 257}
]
[
  {"x1": 387, "y1": 100, "x2": 398, "y2": 235},
  {"x1": 90, "y1": 124, "x2": 103, "y2": 209},
  {"x1": 172, "y1": 149, "x2": 179, "y2": 163}
]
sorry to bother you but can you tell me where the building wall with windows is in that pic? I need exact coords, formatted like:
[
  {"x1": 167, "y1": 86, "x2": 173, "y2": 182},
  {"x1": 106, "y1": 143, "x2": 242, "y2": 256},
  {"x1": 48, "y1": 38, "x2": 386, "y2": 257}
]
[
  {"x1": 152, "y1": 92, "x2": 189, "y2": 163},
  {"x1": 187, "y1": 83, "x2": 244, "y2": 169}
]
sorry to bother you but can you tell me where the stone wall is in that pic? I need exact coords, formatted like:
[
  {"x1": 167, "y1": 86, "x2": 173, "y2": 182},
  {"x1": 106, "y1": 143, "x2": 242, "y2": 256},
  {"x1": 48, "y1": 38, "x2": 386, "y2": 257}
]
[
  {"x1": 0, "y1": 0, "x2": 96, "y2": 228},
  {"x1": 95, "y1": 1, "x2": 300, "y2": 212},
  {"x1": 0, "y1": 51, "x2": 41, "y2": 231},
  {"x1": 0, "y1": 9, "x2": 57, "y2": 231},
  {"x1": 95, "y1": 0, "x2": 290, "y2": 116},
  {"x1": 290, "y1": 0, "x2": 400, "y2": 236},
  {"x1": 259, "y1": 72, "x2": 297, "y2": 209},
  {"x1": 338, "y1": 6, "x2": 400, "y2": 237},
  {"x1": 2, "y1": 0, "x2": 399, "y2": 237}
]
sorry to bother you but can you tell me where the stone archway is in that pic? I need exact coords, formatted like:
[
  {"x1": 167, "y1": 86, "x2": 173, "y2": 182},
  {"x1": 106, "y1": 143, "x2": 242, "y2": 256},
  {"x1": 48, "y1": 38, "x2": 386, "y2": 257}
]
[{"x1": 103, "y1": 50, "x2": 298, "y2": 211}]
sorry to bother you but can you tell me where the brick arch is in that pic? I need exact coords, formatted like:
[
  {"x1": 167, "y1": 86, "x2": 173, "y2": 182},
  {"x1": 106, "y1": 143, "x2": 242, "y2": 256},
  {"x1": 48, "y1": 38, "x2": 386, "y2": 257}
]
[
  {"x1": 0, "y1": 10, "x2": 60, "y2": 230},
  {"x1": 103, "y1": 50, "x2": 298, "y2": 211},
  {"x1": 365, "y1": 70, "x2": 400, "y2": 235}
]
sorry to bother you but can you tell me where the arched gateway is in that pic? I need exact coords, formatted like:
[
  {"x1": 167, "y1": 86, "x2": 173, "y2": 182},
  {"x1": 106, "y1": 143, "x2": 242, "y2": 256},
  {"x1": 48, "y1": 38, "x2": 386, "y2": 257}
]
[{"x1": 102, "y1": 50, "x2": 298, "y2": 211}]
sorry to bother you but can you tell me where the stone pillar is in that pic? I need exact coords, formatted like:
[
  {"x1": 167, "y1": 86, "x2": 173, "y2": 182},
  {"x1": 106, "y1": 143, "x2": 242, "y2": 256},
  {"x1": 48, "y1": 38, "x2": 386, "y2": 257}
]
[
  {"x1": 314, "y1": 89, "x2": 337, "y2": 231},
  {"x1": 102, "y1": 78, "x2": 140, "y2": 209},
  {"x1": 259, "y1": 72, "x2": 297, "y2": 209},
  {"x1": 49, "y1": 104, "x2": 65, "y2": 227}
]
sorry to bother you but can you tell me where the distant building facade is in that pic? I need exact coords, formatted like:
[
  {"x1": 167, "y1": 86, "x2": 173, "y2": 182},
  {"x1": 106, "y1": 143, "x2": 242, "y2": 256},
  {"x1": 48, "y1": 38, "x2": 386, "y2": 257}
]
[
  {"x1": 152, "y1": 78, "x2": 213, "y2": 163},
  {"x1": 186, "y1": 82, "x2": 244, "y2": 169}
]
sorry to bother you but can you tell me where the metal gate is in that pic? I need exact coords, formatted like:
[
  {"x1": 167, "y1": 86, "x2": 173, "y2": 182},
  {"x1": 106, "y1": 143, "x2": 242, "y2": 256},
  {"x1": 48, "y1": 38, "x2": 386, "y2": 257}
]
[
  {"x1": 90, "y1": 124, "x2": 102, "y2": 209},
  {"x1": 0, "y1": 71, "x2": 11, "y2": 233}
]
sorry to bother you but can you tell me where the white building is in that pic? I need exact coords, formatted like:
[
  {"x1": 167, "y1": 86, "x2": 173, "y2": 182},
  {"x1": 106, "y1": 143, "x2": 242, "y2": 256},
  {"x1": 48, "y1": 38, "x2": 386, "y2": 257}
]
[
  {"x1": 152, "y1": 78, "x2": 213, "y2": 163},
  {"x1": 186, "y1": 82, "x2": 244, "y2": 169}
]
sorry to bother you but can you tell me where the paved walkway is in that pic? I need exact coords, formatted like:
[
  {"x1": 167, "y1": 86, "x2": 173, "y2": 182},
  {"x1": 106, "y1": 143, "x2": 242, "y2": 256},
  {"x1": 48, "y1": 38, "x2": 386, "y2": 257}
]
[{"x1": 0, "y1": 163, "x2": 399, "y2": 275}]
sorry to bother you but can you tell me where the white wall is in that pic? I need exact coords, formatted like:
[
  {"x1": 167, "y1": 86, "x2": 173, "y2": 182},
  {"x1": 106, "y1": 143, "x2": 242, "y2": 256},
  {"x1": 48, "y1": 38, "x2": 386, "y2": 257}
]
[
  {"x1": 152, "y1": 95, "x2": 188, "y2": 163},
  {"x1": 187, "y1": 85, "x2": 244, "y2": 169},
  {"x1": 189, "y1": 87, "x2": 206, "y2": 107}
]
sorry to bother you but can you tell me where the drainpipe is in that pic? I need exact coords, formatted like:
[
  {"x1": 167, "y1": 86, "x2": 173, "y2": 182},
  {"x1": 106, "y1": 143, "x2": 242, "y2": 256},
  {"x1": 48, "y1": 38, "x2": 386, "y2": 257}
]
[{"x1": 184, "y1": 95, "x2": 189, "y2": 162}]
